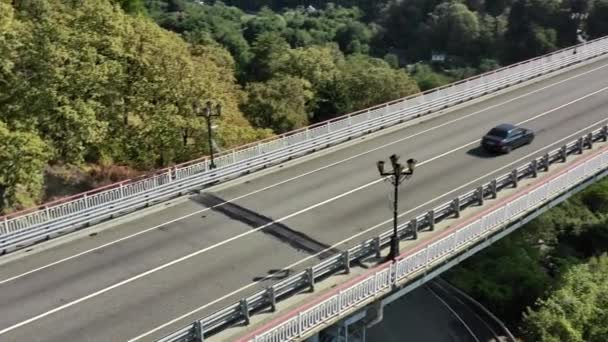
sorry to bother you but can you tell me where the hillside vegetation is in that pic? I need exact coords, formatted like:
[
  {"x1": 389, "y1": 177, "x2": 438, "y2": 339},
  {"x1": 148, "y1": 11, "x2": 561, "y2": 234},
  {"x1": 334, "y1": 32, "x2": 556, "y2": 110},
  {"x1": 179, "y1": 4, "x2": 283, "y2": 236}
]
[{"x1": 1, "y1": 0, "x2": 607, "y2": 213}]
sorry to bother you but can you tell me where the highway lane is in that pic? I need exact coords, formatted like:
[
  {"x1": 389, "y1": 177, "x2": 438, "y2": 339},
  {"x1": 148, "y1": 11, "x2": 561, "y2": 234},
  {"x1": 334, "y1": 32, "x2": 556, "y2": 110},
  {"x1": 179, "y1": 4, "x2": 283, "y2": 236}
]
[{"x1": 1, "y1": 57, "x2": 608, "y2": 341}]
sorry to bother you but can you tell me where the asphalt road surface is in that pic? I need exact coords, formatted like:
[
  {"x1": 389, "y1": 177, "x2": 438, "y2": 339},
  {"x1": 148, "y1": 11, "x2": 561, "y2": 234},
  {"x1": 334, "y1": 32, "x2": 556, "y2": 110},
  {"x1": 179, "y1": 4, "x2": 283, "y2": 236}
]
[{"x1": 1, "y1": 57, "x2": 608, "y2": 342}]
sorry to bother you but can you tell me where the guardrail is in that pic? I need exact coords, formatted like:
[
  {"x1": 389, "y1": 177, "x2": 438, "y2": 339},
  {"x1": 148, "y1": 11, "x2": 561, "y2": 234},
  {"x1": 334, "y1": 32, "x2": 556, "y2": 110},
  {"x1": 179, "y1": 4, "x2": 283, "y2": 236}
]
[
  {"x1": 157, "y1": 125, "x2": 608, "y2": 342},
  {"x1": 2, "y1": 36, "x2": 608, "y2": 255}
]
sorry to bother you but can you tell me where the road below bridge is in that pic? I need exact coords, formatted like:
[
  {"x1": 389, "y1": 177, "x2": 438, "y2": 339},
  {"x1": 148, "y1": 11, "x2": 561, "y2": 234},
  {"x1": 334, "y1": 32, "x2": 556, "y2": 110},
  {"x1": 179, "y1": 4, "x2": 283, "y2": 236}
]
[{"x1": 1, "y1": 57, "x2": 608, "y2": 341}]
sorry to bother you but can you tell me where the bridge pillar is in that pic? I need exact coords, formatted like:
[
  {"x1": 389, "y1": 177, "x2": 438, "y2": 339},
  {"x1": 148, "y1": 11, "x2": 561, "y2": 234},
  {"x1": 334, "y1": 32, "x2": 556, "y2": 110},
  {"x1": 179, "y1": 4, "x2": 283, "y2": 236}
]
[{"x1": 427, "y1": 210, "x2": 435, "y2": 231}]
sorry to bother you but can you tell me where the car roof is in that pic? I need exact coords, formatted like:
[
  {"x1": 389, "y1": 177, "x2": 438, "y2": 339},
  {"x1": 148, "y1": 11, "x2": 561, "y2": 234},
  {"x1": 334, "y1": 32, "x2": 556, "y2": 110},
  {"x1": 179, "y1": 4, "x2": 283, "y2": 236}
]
[{"x1": 493, "y1": 123, "x2": 516, "y2": 132}]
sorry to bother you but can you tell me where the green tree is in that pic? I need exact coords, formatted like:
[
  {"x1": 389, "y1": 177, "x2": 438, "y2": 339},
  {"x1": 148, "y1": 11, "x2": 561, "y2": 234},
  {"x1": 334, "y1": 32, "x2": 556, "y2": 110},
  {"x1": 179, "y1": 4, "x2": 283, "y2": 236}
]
[
  {"x1": 428, "y1": 1, "x2": 481, "y2": 57},
  {"x1": 111, "y1": 0, "x2": 146, "y2": 14},
  {"x1": 243, "y1": 7, "x2": 287, "y2": 42},
  {"x1": 523, "y1": 255, "x2": 608, "y2": 342},
  {"x1": 243, "y1": 76, "x2": 313, "y2": 133},
  {"x1": 588, "y1": 0, "x2": 608, "y2": 38},
  {"x1": 504, "y1": 0, "x2": 562, "y2": 62},
  {"x1": 335, "y1": 21, "x2": 373, "y2": 54},
  {"x1": 247, "y1": 31, "x2": 290, "y2": 81},
  {"x1": 0, "y1": 122, "x2": 51, "y2": 212},
  {"x1": 333, "y1": 55, "x2": 419, "y2": 114}
]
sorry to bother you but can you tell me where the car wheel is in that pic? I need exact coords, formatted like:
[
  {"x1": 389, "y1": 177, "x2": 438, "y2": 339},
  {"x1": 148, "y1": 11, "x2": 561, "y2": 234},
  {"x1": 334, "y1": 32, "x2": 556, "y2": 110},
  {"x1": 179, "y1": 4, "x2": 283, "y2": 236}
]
[{"x1": 504, "y1": 146, "x2": 512, "y2": 154}]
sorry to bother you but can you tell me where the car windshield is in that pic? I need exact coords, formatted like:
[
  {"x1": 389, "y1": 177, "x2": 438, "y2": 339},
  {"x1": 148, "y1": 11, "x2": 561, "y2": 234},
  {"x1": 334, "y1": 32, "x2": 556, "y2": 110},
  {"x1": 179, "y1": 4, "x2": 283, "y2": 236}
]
[{"x1": 487, "y1": 128, "x2": 509, "y2": 138}]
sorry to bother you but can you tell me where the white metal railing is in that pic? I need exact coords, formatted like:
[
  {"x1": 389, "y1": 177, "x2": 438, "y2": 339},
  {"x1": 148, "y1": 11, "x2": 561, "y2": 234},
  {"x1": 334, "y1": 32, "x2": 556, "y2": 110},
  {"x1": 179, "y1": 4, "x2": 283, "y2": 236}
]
[
  {"x1": 2, "y1": 36, "x2": 608, "y2": 254},
  {"x1": 156, "y1": 126, "x2": 608, "y2": 342},
  {"x1": 244, "y1": 137, "x2": 608, "y2": 342}
]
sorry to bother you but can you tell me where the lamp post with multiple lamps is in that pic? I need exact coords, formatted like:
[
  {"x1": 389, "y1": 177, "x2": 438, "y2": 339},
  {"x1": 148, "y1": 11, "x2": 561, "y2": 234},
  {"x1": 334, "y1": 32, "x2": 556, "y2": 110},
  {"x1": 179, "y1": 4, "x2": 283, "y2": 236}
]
[
  {"x1": 376, "y1": 154, "x2": 417, "y2": 261},
  {"x1": 195, "y1": 100, "x2": 222, "y2": 169}
]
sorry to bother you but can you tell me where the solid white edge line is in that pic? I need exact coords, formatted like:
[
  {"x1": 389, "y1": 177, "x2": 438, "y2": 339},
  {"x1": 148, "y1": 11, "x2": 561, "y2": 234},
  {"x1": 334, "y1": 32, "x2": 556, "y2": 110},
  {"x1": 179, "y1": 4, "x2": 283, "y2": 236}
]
[
  {"x1": 3, "y1": 62, "x2": 608, "y2": 285},
  {"x1": 2, "y1": 86, "x2": 608, "y2": 338},
  {"x1": 125, "y1": 120, "x2": 608, "y2": 341}
]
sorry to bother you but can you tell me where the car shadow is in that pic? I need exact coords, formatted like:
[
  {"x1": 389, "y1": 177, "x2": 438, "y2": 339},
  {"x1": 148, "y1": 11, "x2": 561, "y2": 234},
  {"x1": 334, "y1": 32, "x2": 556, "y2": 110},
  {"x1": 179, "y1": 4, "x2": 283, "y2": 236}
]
[{"x1": 466, "y1": 145, "x2": 501, "y2": 159}]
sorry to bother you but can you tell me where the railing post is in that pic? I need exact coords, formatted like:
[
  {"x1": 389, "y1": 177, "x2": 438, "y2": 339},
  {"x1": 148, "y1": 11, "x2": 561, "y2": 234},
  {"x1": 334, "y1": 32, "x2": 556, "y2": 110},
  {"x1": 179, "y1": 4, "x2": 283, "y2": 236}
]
[
  {"x1": 542, "y1": 153, "x2": 550, "y2": 171},
  {"x1": 511, "y1": 169, "x2": 518, "y2": 188},
  {"x1": 587, "y1": 132, "x2": 594, "y2": 149},
  {"x1": 602, "y1": 125, "x2": 608, "y2": 142},
  {"x1": 452, "y1": 198, "x2": 461, "y2": 218},
  {"x1": 2, "y1": 216, "x2": 7, "y2": 234},
  {"x1": 561, "y1": 145, "x2": 567, "y2": 162},
  {"x1": 84, "y1": 193, "x2": 89, "y2": 209},
  {"x1": 374, "y1": 236, "x2": 381, "y2": 258},
  {"x1": 427, "y1": 210, "x2": 435, "y2": 231},
  {"x1": 307, "y1": 267, "x2": 315, "y2": 292},
  {"x1": 305, "y1": 128, "x2": 310, "y2": 140},
  {"x1": 193, "y1": 321, "x2": 204, "y2": 342},
  {"x1": 477, "y1": 186, "x2": 484, "y2": 206},
  {"x1": 531, "y1": 159, "x2": 538, "y2": 178},
  {"x1": 240, "y1": 299, "x2": 250, "y2": 325},
  {"x1": 410, "y1": 219, "x2": 418, "y2": 240},
  {"x1": 343, "y1": 250, "x2": 351, "y2": 274},
  {"x1": 490, "y1": 180, "x2": 498, "y2": 199},
  {"x1": 267, "y1": 286, "x2": 276, "y2": 312},
  {"x1": 577, "y1": 137, "x2": 584, "y2": 154}
]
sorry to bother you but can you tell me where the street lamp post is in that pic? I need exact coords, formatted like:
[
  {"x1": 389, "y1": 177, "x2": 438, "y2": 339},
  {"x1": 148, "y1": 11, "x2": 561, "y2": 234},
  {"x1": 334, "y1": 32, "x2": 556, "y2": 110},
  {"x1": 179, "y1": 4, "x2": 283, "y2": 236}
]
[
  {"x1": 195, "y1": 100, "x2": 222, "y2": 169},
  {"x1": 376, "y1": 154, "x2": 417, "y2": 261}
]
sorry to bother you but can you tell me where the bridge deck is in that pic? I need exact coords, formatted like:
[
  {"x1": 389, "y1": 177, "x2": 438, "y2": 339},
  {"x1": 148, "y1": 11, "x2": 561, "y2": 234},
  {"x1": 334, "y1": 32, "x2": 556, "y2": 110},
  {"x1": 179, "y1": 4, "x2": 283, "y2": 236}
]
[{"x1": 1, "y1": 57, "x2": 608, "y2": 341}]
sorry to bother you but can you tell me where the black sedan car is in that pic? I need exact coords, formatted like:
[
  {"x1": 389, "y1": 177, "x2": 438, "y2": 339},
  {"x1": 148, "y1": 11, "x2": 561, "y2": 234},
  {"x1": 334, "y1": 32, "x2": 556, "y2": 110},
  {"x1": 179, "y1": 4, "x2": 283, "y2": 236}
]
[{"x1": 481, "y1": 124, "x2": 535, "y2": 153}]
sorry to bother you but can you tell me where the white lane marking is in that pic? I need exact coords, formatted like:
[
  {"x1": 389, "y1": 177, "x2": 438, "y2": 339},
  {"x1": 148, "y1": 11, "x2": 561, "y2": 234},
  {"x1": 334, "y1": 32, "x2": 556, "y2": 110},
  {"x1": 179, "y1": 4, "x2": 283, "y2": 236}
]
[
  {"x1": 126, "y1": 117, "x2": 608, "y2": 342},
  {"x1": 2, "y1": 85, "x2": 608, "y2": 338},
  {"x1": 428, "y1": 283, "x2": 481, "y2": 342},
  {"x1": 3, "y1": 62, "x2": 608, "y2": 285}
]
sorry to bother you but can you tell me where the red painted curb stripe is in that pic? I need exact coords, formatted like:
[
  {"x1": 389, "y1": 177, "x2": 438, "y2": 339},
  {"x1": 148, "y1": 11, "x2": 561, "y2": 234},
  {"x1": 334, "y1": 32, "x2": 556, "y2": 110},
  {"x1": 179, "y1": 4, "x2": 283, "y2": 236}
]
[{"x1": 236, "y1": 144, "x2": 608, "y2": 342}]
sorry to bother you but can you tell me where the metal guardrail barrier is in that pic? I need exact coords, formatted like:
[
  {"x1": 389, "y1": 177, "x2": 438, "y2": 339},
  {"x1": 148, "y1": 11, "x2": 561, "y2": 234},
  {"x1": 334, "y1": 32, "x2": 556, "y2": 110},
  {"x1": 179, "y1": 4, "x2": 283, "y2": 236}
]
[
  {"x1": 2, "y1": 36, "x2": 608, "y2": 254},
  {"x1": 2, "y1": 39, "x2": 608, "y2": 253},
  {"x1": 157, "y1": 125, "x2": 608, "y2": 342}
]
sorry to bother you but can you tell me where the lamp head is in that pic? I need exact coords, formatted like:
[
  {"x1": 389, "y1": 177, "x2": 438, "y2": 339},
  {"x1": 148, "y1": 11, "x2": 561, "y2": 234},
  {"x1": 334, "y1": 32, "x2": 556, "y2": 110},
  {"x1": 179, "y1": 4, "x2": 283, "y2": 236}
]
[
  {"x1": 406, "y1": 158, "x2": 417, "y2": 173},
  {"x1": 376, "y1": 160, "x2": 385, "y2": 175},
  {"x1": 389, "y1": 154, "x2": 400, "y2": 168}
]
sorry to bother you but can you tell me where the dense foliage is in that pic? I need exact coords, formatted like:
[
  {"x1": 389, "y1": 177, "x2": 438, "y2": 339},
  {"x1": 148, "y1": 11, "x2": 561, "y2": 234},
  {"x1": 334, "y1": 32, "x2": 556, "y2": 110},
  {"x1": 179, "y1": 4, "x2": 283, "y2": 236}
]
[
  {"x1": 447, "y1": 178, "x2": 608, "y2": 341},
  {"x1": 0, "y1": 0, "x2": 270, "y2": 211},
  {"x1": 1, "y1": 0, "x2": 607, "y2": 214}
]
